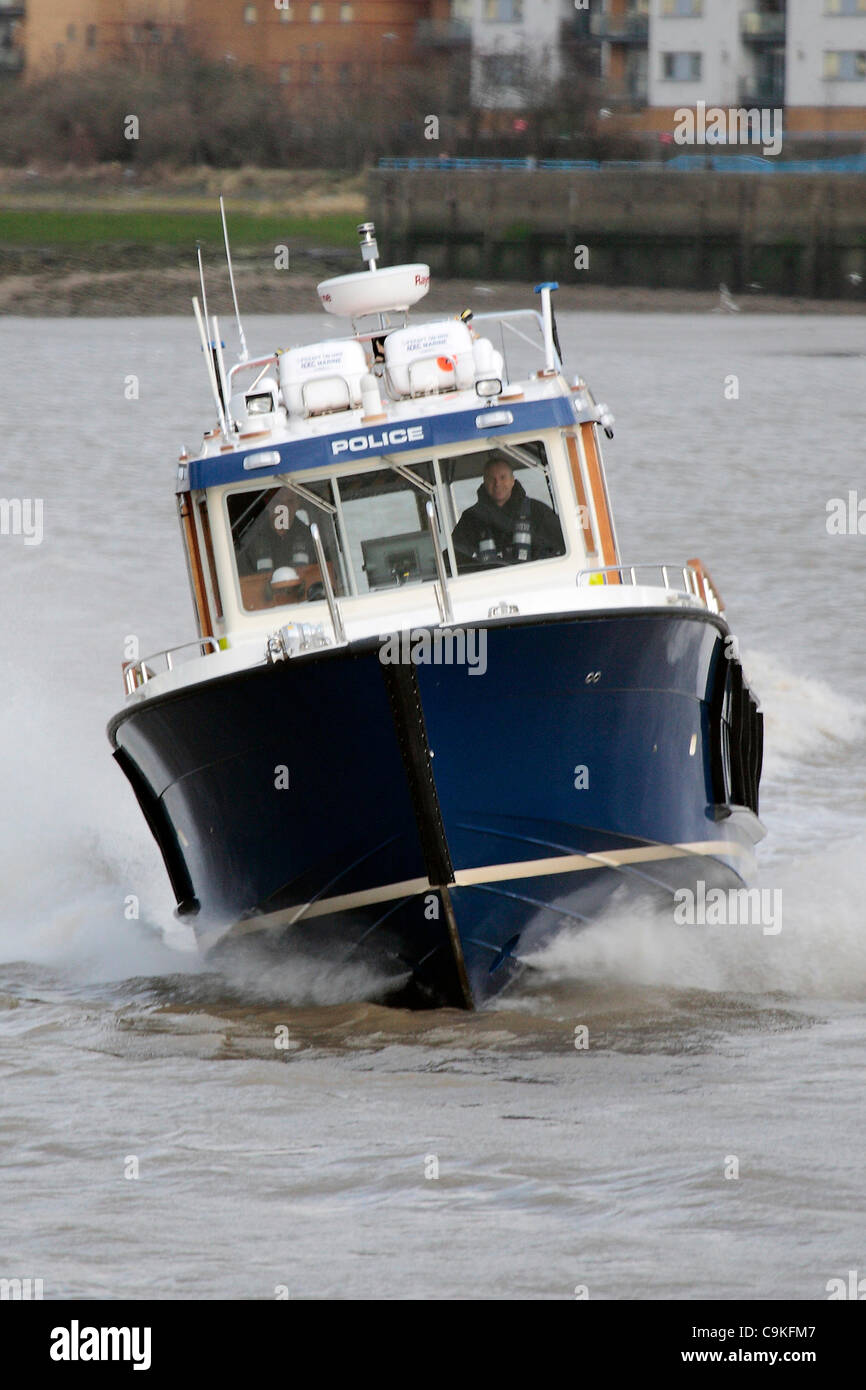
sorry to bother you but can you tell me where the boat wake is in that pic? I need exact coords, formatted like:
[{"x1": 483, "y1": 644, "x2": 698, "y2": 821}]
[
  {"x1": 1, "y1": 646, "x2": 863, "y2": 1008},
  {"x1": 517, "y1": 831, "x2": 866, "y2": 1004}
]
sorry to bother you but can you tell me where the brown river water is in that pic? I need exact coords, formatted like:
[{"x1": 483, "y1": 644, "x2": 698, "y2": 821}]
[{"x1": 0, "y1": 311, "x2": 864, "y2": 1299}]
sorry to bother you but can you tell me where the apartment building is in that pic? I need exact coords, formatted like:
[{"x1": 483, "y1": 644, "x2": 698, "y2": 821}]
[
  {"x1": 21, "y1": 0, "x2": 430, "y2": 90},
  {"x1": 645, "y1": 0, "x2": 866, "y2": 133},
  {"x1": 0, "y1": 0, "x2": 24, "y2": 76},
  {"x1": 15, "y1": 0, "x2": 866, "y2": 135},
  {"x1": 465, "y1": 0, "x2": 569, "y2": 108},
  {"x1": 462, "y1": 0, "x2": 865, "y2": 134}
]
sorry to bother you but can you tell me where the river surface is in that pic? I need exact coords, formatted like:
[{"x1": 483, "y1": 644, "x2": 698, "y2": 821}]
[{"x1": 1, "y1": 311, "x2": 864, "y2": 1300}]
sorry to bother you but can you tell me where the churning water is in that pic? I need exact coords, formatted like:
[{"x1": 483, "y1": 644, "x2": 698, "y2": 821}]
[{"x1": 1, "y1": 312, "x2": 864, "y2": 1299}]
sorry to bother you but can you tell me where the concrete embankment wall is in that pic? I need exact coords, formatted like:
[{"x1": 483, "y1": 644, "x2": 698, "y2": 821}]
[{"x1": 369, "y1": 169, "x2": 866, "y2": 298}]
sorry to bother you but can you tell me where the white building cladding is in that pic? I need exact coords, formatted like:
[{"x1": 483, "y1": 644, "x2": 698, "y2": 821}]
[
  {"x1": 453, "y1": 0, "x2": 866, "y2": 114},
  {"x1": 786, "y1": 0, "x2": 866, "y2": 107},
  {"x1": 646, "y1": 0, "x2": 866, "y2": 111},
  {"x1": 467, "y1": 0, "x2": 573, "y2": 108},
  {"x1": 647, "y1": 0, "x2": 741, "y2": 109}
]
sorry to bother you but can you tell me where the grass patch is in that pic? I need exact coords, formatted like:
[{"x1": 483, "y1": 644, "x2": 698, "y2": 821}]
[{"x1": 0, "y1": 208, "x2": 359, "y2": 250}]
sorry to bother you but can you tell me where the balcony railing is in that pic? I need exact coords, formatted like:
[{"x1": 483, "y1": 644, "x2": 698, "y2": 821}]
[
  {"x1": 415, "y1": 19, "x2": 471, "y2": 48},
  {"x1": 589, "y1": 14, "x2": 649, "y2": 43},
  {"x1": 741, "y1": 13, "x2": 786, "y2": 42}
]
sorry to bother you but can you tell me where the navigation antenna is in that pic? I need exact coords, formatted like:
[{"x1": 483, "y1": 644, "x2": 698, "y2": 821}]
[
  {"x1": 220, "y1": 195, "x2": 249, "y2": 363},
  {"x1": 193, "y1": 241, "x2": 230, "y2": 439}
]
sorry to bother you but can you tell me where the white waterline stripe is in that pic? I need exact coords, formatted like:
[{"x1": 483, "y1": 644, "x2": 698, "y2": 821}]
[
  {"x1": 454, "y1": 840, "x2": 749, "y2": 886},
  {"x1": 203, "y1": 839, "x2": 748, "y2": 947}
]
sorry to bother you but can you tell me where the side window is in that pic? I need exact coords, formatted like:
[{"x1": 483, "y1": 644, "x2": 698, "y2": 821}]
[
  {"x1": 226, "y1": 481, "x2": 345, "y2": 613},
  {"x1": 441, "y1": 441, "x2": 566, "y2": 573}
]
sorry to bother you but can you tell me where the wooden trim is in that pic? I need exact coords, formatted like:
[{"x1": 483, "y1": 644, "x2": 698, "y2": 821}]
[
  {"x1": 687, "y1": 556, "x2": 725, "y2": 614},
  {"x1": 579, "y1": 422, "x2": 619, "y2": 571},
  {"x1": 564, "y1": 430, "x2": 597, "y2": 557},
  {"x1": 178, "y1": 495, "x2": 212, "y2": 638},
  {"x1": 198, "y1": 499, "x2": 223, "y2": 621}
]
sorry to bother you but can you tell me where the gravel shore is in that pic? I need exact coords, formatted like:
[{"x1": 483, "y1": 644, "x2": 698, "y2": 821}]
[{"x1": 2, "y1": 265, "x2": 864, "y2": 316}]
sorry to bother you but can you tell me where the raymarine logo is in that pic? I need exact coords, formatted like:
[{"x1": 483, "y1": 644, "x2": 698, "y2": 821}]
[
  {"x1": 331, "y1": 425, "x2": 426, "y2": 456},
  {"x1": 50, "y1": 1321, "x2": 152, "y2": 1371}
]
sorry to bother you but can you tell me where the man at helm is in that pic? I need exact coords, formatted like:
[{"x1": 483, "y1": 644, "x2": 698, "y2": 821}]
[
  {"x1": 236, "y1": 487, "x2": 314, "y2": 576},
  {"x1": 451, "y1": 453, "x2": 564, "y2": 572}
]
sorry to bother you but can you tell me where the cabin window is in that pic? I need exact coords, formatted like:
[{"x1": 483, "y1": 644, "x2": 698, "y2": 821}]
[
  {"x1": 334, "y1": 463, "x2": 449, "y2": 593},
  {"x1": 224, "y1": 444, "x2": 567, "y2": 615},
  {"x1": 439, "y1": 441, "x2": 566, "y2": 574},
  {"x1": 227, "y1": 481, "x2": 346, "y2": 613}
]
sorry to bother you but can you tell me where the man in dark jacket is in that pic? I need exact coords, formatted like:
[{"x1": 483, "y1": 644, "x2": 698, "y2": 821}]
[
  {"x1": 451, "y1": 455, "x2": 564, "y2": 572},
  {"x1": 236, "y1": 487, "x2": 314, "y2": 576}
]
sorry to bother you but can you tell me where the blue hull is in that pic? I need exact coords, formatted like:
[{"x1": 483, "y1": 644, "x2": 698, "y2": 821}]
[{"x1": 109, "y1": 610, "x2": 763, "y2": 1008}]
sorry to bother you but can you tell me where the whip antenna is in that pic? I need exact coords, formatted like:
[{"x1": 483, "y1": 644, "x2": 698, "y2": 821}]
[{"x1": 220, "y1": 195, "x2": 249, "y2": 362}]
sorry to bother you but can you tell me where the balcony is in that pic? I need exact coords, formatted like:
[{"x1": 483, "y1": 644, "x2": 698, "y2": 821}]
[
  {"x1": 738, "y1": 77, "x2": 785, "y2": 108},
  {"x1": 740, "y1": 13, "x2": 786, "y2": 43},
  {"x1": 589, "y1": 14, "x2": 649, "y2": 44},
  {"x1": 415, "y1": 19, "x2": 471, "y2": 48},
  {"x1": 0, "y1": 5, "x2": 25, "y2": 17},
  {"x1": 0, "y1": 47, "x2": 23, "y2": 71}
]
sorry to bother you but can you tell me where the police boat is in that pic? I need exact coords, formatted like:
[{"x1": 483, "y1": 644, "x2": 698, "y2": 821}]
[{"x1": 108, "y1": 218, "x2": 764, "y2": 1009}]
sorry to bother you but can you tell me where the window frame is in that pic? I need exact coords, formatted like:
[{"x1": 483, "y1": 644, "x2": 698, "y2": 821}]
[
  {"x1": 661, "y1": 50, "x2": 702, "y2": 81},
  {"x1": 661, "y1": 0, "x2": 703, "y2": 17},
  {"x1": 220, "y1": 439, "x2": 571, "y2": 618}
]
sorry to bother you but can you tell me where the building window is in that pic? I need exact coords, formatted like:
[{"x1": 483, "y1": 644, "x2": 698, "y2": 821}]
[
  {"x1": 309, "y1": 60, "x2": 322, "y2": 82},
  {"x1": 480, "y1": 52, "x2": 527, "y2": 89},
  {"x1": 67, "y1": 23, "x2": 77, "y2": 41},
  {"x1": 825, "y1": 0, "x2": 866, "y2": 14},
  {"x1": 277, "y1": 2, "x2": 293, "y2": 20},
  {"x1": 338, "y1": 61, "x2": 351, "y2": 83},
  {"x1": 661, "y1": 51, "x2": 702, "y2": 81},
  {"x1": 244, "y1": 5, "x2": 258, "y2": 22},
  {"x1": 279, "y1": 63, "x2": 292, "y2": 83},
  {"x1": 823, "y1": 50, "x2": 866, "y2": 79},
  {"x1": 85, "y1": 24, "x2": 97, "y2": 49},
  {"x1": 339, "y1": 3, "x2": 353, "y2": 19},
  {"x1": 483, "y1": 0, "x2": 524, "y2": 21},
  {"x1": 661, "y1": 0, "x2": 703, "y2": 15},
  {"x1": 310, "y1": 2, "x2": 324, "y2": 20}
]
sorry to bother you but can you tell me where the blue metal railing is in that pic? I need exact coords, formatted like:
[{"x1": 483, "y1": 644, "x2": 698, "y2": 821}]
[{"x1": 378, "y1": 153, "x2": 866, "y2": 175}]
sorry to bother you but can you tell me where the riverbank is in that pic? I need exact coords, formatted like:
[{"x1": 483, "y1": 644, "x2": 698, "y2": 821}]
[
  {"x1": 1, "y1": 265, "x2": 864, "y2": 316},
  {"x1": 1, "y1": 164, "x2": 864, "y2": 315}
]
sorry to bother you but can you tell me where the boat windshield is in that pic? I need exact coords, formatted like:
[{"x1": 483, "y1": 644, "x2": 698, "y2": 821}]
[
  {"x1": 227, "y1": 480, "x2": 345, "y2": 613},
  {"x1": 224, "y1": 439, "x2": 566, "y2": 611}
]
